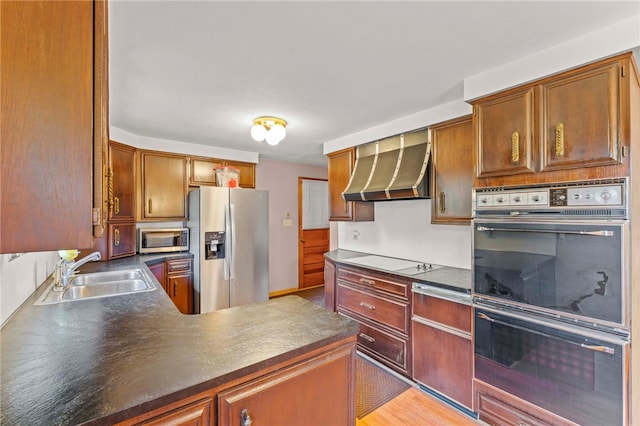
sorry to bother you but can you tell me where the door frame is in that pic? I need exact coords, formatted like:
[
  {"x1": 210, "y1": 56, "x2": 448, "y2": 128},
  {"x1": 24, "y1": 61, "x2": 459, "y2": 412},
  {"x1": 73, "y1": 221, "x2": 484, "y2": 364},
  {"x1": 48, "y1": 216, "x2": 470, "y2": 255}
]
[{"x1": 298, "y1": 177, "x2": 329, "y2": 289}]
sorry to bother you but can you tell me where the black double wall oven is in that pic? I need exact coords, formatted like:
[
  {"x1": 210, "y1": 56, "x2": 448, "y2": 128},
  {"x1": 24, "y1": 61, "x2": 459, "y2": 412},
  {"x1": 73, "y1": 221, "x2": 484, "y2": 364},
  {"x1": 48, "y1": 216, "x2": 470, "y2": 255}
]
[{"x1": 472, "y1": 179, "x2": 629, "y2": 426}]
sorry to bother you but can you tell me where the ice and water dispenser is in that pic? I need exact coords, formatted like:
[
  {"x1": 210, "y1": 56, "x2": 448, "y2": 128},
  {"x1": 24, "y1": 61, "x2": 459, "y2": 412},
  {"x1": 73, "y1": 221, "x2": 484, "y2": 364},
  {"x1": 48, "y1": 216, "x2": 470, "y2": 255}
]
[{"x1": 204, "y1": 231, "x2": 225, "y2": 259}]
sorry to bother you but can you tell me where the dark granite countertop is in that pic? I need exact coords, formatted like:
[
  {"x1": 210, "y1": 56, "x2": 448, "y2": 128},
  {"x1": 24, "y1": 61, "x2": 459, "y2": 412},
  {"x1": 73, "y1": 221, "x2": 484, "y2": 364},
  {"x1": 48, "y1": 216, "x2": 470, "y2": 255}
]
[
  {"x1": 325, "y1": 249, "x2": 471, "y2": 294},
  {"x1": 0, "y1": 255, "x2": 359, "y2": 425}
]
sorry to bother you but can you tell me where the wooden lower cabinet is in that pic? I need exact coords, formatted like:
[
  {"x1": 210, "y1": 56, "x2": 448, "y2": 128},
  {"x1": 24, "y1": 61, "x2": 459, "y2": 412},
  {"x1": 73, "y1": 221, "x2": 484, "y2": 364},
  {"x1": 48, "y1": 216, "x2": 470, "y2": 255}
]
[
  {"x1": 117, "y1": 338, "x2": 356, "y2": 426},
  {"x1": 166, "y1": 258, "x2": 193, "y2": 314},
  {"x1": 218, "y1": 341, "x2": 355, "y2": 426},
  {"x1": 108, "y1": 222, "x2": 137, "y2": 259},
  {"x1": 324, "y1": 259, "x2": 336, "y2": 311},
  {"x1": 336, "y1": 266, "x2": 411, "y2": 376},
  {"x1": 412, "y1": 292, "x2": 473, "y2": 410},
  {"x1": 474, "y1": 379, "x2": 576, "y2": 426}
]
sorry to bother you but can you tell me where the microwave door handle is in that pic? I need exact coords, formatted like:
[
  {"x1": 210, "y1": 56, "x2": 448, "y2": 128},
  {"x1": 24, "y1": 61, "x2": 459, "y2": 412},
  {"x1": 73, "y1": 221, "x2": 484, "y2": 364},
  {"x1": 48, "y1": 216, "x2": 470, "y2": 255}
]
[
  {"x1": 476, "y1": 312, "x2": 617, "y2": 355},
  {"x1": 476, "y1": 226, "x2": 613, "y2": 237}
]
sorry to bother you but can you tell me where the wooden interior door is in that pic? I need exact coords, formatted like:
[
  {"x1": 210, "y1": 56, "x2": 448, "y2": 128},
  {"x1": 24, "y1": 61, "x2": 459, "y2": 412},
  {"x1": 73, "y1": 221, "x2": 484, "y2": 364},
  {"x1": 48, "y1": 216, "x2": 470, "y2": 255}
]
[{"x1": 298, "y1": 178, "x2": 329, "y2": 289}]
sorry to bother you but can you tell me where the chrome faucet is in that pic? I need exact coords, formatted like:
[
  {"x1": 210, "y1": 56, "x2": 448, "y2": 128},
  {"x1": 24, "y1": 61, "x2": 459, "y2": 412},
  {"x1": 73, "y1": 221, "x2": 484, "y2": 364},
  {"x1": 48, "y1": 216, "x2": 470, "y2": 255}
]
[{"x1": 53, "y1": 251, "x2": 102, "y2": 291}]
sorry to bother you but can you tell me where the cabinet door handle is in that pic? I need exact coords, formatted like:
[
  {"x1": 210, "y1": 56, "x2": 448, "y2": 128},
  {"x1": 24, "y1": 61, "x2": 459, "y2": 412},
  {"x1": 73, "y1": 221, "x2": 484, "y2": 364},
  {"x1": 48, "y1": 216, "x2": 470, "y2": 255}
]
[
  {"x1": 114, "y1": 229, "x2": 120, "y2": 246},
  {"x1": 439, "y1": 191, "x2": 446, "y2": 214},
  {"x1": 240, "y1": 408, "x2": 252, "y2": 426},
  {"x1": 511, "y1": 131, "x2": 520, "y2": 163},
  {"x1": 359, "y1": 302, "x2": 375, "y2": 310},
  {"x1": 555, "y1": 122, "x2": 565, "y2": 157},
  {"x1": 114, "y1": 197, "x2": 120, "y2": 215},
  {"x1": 173, "y1": 281, "x2": 178, "y2": 296},
  {"x1": 148, "y1": 199, "x2": 153, "y2": 214},
  {"x1": 106, "y1": 167, "x2": 114, "y2": 212},
  {"x1": 359, "y1": 278, "x2": 375, "y2": 286},
  {"x1": 359, "y1": 332, "x2": 376, "y2": 343}
]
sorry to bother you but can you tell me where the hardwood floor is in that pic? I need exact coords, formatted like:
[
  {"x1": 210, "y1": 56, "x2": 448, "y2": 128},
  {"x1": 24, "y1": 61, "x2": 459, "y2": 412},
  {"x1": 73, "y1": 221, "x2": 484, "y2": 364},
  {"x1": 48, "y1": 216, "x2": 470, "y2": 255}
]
[{"x1": 357, "y1": 387, "x2": 480, "y2": 426}]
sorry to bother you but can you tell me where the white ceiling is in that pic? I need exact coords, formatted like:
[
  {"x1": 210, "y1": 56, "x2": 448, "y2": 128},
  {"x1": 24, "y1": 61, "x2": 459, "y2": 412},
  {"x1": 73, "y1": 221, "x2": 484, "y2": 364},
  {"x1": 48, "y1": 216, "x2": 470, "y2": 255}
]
[{"x1": 108, "y1": 1, "x2": 639, "y2": 166}]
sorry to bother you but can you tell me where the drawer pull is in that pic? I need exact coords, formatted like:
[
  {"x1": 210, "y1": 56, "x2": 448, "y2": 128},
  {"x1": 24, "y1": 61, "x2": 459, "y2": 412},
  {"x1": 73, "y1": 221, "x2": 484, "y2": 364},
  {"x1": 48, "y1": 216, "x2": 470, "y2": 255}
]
[
  {"x1": 359, "y1": 278, "x2": 375, "y2": 286},
  {"x1": 359, "y1": 332, "x2": 376, "y2": 343},
  {"x1": 359, "y1": 302, "x2": 376, "y2": 310},
  {"x1": 240, "y1": 408, "x2": 253, "y2": 426},
  {"x1": 173, "y1": 281, "x2": 178, "y2": 296},
  {"x1": 114, "y1": 229, "x2": 120, "y2": 246}
]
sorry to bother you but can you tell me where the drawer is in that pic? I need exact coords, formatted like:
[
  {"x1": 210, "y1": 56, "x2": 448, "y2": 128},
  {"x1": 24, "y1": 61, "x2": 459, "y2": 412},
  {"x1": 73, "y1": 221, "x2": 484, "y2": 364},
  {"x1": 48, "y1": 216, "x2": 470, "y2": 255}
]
[
  {"x1": 337, "y1": 284, "x2": 409, "y2": 334},
  {"x1": 356, "y1": 322, "x2": 408, "y2": 373},
  {"x1": 336, "y1": 268, "x2": 409, "y2": 299},
  {"x1": 474, "y1": 380, "x2": 575, "y2": 426},
  {"x1": 412, "y1": 292, "x2": 471, "y2": 333},
  {"x1": 166, "y1": 258, "x2": 192, "y2": 273}
]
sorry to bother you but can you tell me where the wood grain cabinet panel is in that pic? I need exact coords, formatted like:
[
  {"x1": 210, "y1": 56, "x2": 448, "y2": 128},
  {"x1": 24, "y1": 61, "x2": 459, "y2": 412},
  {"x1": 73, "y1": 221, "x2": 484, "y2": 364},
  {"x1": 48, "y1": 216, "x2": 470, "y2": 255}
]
[
  {"x1": 336, "y1": 266, "x2": 411, "y2": 377},
  {"x1": 108, "y1": 222, "x2": 136, "y2": 260},
  {"x1": 108, "y1": 141, "x2": 136, "y2": 221},
  {"x1": 324, "y1": 260, "x2": 336, "y2": 311},
  {"x1": 165, "y1": 258, "x2": 193, "y2": 314},
  {"x1": 473, "y1": 52, "x2": 637, "y2": 187},
  {"x1": 327, "y1": 148, "x2": 374, "y2": 222},
  {"x1": 138, "y1": 397, "x2": 212, "y2": 425},
  {"x1": 0, "y1": 0, "x2": 96, "y2": 253},
  {"x1": 430, "y1": 115, "x2": 474, "y2": 224},
  {"x1": 140, "y1": 151, "x2": 188, "y2": 220},
  {"x1": 189, "y1": 157, "x2": 255, "y2": 188},
  {"x1": 412, "y1": 293, "x2": 473, "y2": 409},
  {"x1": 218, "y1": 342, "x2": 355, "y2": 426}
]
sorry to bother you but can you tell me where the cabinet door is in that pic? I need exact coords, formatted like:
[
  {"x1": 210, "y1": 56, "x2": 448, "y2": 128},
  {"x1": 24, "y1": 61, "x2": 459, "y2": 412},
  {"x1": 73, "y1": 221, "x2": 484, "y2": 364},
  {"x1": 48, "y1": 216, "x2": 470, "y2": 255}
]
[
  {"x1": 147, "y1": 262, "x2": 166, "y2": 292},
  {"x1": 189, "y1": 157, "x2": 224, "y2": 186},
  {"x1": 139, "y1": 397, "x2": 212, "y2": 426},
  {"x1": 218, "y1": 343, "x2": 355, "y2": 426},
  {"x1": 475, "y1": 87, "x2": 535, "y2": 178},
  {"x1": 141, "y1": 152, "x2": 188, "y2": 220},
  {"x1": 431, "y1": 115, "x2": 474, "y2": 224},
  {"x1": 108, "y1": 223, "x2": 136, "y2": 259},
  {"x1": 540, "y1": 61, "x2": 621, "y2": 171},
  {"x1": 167, "y1": 273, "x2": 193, "y2": 314},
  {"x1": 327, "y1": 148, "x2": 374, "y2": 222},
  {"x1": 0, "y1": 0, "x2": 94, "y2": 253},
  {"x1": 109, "y1": 141, "x2": 136, "y2": 221},
  {"x1": 227, "y1": 161, "x2": 255, "y2": 188},
  {"x1": 412, "y1": 319, "x2": 472, "y2": 409}
]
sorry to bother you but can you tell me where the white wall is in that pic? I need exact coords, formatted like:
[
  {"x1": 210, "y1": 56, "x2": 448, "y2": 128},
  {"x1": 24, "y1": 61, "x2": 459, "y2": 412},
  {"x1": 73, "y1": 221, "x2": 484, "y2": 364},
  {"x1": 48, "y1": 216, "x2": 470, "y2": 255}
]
[
  {"x1": 0, "y1": 252, "x2": 59, "y2": 326},
  {"x1": 338, "y1": 200, "x2": 472, "y2": 270},
  {"x1": 255, "y1": 158, "x2": 328, "y2": 294}
]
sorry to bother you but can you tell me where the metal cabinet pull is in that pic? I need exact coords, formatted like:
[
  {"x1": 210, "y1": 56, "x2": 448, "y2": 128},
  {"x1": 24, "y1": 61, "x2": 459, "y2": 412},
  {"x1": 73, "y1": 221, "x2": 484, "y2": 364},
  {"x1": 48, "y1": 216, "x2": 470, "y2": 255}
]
[
  {"x1": 359, "y1": 278, "x2": 375, "y2": 286},
  {"x1": 511, "y1": 131, "x2": 519, "y2": 163},
  {"x1": 148, "y1": 199, "x2": 153, "y2": 214},
  {"x1": 439, "y1": 192, "x2": 446, "y2": 214},
  {"x1": 240, "y1": 408, "x2": 253, "y2": 426},
  {"x1": 114, "y1": 229, "x2": 120, "y2": 246},
  {"x1": 359, "y1": 332, "x2": 376, "y2": 343},
  {"x1": 555, "y1": 122, "x2": 565, "y2": 157},
  {"x1": 114, "y1": 197, "x2": 120, "y2": 214},
  {"x1": 173, "y1": 281, "x2": 178, "y2": 297},
  {"x1": 359, "y1": 301, "x2": 375, "y2": 310}
]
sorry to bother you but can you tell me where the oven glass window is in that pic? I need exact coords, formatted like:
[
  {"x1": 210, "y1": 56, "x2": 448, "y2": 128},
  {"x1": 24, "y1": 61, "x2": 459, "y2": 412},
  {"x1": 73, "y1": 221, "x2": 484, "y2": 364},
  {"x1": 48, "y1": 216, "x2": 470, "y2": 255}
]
[
  {"x1": 475, "y1": 309, "x2": 624, "y2": 426},
  {"x1": 474, "y1": 221, "x2": 624, "y2": 325}
]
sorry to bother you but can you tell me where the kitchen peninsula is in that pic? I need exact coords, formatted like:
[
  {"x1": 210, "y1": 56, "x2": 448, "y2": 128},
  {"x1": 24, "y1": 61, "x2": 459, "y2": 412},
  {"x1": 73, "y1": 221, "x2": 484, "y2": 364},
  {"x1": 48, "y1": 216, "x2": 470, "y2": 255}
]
[{"x1": 0, "y1": 257, "x2": 359, "y2": 425}]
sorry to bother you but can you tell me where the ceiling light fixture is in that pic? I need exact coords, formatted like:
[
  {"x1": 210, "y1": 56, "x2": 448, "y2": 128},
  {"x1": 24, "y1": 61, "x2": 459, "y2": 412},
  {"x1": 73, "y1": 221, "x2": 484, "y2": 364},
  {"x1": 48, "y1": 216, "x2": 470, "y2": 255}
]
[{"x1": 251, "y1": 116, "x2": 287, "y2": 146}]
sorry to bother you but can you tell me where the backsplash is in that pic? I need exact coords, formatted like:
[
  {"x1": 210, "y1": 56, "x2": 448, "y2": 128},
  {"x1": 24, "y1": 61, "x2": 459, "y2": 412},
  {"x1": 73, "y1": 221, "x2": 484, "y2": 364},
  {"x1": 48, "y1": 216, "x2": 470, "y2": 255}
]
[{"x1": 0, "y1": 251, "x2": 58, "y2": 326}]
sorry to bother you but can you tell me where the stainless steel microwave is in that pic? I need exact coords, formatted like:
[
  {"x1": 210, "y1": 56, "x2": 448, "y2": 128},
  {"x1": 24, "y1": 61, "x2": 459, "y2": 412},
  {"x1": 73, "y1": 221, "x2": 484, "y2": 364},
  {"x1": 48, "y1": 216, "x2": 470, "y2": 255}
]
[{"x1": 138, "y1": 228, "x2": 189, "y2": 254}]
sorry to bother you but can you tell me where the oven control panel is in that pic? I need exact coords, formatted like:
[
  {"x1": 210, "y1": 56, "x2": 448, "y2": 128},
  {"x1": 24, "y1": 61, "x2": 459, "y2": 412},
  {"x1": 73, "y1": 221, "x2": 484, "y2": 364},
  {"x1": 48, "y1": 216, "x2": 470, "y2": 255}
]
[{"x1": 475, "y1": 180, "x2": 626, "y2": 211}]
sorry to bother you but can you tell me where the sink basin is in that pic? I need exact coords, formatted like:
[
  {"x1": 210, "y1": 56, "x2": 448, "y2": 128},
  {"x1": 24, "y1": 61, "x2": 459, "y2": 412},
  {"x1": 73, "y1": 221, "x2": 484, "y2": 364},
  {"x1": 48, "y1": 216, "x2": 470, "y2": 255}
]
[{"x1": 35, "y1": 268, "x2": 156, "y2": 305}]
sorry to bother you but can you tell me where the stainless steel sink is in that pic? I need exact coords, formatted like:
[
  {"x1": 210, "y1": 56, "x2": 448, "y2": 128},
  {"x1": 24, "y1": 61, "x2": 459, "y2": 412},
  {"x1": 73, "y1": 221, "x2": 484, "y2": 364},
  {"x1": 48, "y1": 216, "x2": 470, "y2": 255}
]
[{"x1": 35, "y1": 268, "x2": 156, "y2": 305}]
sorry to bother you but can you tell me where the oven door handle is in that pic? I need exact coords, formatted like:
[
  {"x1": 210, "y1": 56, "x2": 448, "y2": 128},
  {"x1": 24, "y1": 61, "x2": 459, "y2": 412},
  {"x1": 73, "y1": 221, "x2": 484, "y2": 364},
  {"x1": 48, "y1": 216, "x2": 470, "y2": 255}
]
[
  {"x1": 476, "y1": 311, "x2": 617, "y2": 355},
  {"x1": 476, "y1": 226, "x2": 614, "y2": 237}
]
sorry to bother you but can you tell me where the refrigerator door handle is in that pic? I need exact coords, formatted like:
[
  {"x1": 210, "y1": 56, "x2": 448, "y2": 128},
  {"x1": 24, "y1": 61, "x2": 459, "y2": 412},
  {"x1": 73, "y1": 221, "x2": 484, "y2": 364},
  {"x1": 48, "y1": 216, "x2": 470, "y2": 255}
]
[
  {"x1": 229, "y1": 203, "x2": 236, "y2": 280},
  {"x1": 224, "y1": 203, "x2": 230, "y2": 281}
]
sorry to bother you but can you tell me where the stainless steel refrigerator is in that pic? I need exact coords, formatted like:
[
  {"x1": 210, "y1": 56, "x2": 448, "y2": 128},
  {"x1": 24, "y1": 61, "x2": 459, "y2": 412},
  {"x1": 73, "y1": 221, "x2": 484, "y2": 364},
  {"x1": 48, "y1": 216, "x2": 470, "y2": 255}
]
[{"x1": 188, "y1": 187, "x2": 269, "y2": 314}]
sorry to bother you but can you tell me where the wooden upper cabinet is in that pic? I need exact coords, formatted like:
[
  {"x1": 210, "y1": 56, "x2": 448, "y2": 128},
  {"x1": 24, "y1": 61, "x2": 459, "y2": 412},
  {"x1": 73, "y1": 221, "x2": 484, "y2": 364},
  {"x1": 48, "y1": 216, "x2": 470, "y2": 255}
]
[
  {"x1": 540, "y1": 61, "x2": 620, "y2": 171},
  {"x1": 475, "y1": 88, "x2": 535, "y2": 179},
  {"x1": 431, "y1": 115, "x2": 474, "y2": 224},
  {"x1": 189, "y1": 157, "x2": 255, "y2": 188},
  {"x1": 473, "y1": 52, "x2": 636, "y2": 187},
  {"x1": 327, "y1": 148, "x2": 374, "y2": 222},
  {"x1": 108, "y1": 141, "x2": 136, "y2": 221},
  {"x1": 0, "y1": 0, "x2": 96, "y2": 253},
  {"x1": 140, "y1": 151, "x2": 188, "y2": 220}
]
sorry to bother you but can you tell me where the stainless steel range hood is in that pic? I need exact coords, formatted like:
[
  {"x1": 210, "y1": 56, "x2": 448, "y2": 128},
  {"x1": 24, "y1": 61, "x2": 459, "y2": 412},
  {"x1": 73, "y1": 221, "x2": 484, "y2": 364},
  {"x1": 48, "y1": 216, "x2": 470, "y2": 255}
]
[{"x1": 342, "y1": 128, "x2": 431, "y2": 201}]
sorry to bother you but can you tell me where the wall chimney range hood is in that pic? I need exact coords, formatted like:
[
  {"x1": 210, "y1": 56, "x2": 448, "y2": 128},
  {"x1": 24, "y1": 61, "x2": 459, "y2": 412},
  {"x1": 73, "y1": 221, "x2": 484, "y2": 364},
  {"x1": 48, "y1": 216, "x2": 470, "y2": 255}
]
[{"x1": 342, "y1": 128, "x2": 431, "y2": 201}]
